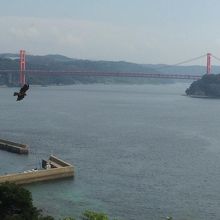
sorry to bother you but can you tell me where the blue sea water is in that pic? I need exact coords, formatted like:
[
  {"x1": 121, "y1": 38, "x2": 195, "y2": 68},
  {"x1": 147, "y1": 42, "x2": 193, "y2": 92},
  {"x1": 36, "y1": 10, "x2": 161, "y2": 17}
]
[{"x1": 1, "y1": 83, "x2": 220, "y2": 220}]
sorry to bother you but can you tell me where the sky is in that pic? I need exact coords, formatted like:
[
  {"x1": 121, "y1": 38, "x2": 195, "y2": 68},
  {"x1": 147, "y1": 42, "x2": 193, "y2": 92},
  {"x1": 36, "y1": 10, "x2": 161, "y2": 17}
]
[{"x1": 1, "y1": 0, "x2": 220, "y2": 65}]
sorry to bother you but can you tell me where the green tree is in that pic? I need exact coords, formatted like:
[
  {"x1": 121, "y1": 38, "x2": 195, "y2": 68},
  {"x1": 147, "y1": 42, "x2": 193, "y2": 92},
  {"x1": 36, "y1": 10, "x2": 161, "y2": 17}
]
[
  {"x1": 63, "y1": 218, "x2": 76, "y2": 220},
  {"x1": 0, "y1": 182, "x2": 54, "y2": 220},
  {"x1": 82, "y1": 210, "x2": 109, "y2": 220},
  {"x1": 0, "y1": 182, "x2": 117, "y2": 220}
]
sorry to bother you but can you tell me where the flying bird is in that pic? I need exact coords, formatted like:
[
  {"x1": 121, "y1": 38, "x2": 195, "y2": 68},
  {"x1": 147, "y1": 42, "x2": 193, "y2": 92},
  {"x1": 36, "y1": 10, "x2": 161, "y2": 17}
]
[{"x1": 14, "y1": 84, "x2": 29, "y2": 101}]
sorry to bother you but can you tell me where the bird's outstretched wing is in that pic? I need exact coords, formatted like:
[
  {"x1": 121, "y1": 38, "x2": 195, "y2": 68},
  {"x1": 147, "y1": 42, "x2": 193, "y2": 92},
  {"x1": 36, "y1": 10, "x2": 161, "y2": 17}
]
[{"x1": 20, "y1": 84, "x2": 29, "y2": 93}]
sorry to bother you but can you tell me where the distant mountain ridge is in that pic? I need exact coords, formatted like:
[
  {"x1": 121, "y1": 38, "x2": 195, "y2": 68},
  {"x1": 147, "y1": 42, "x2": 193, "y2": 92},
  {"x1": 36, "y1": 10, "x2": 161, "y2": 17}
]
[
  {"x1": 2, "y1": 52, "x2": 219, "y2": 74},
  {"x1": 0, "y1": 53, "x2": 159, "y2": 73},
  {"x1": 0, "y1": 53, "x2": 219, "y2": 85}
]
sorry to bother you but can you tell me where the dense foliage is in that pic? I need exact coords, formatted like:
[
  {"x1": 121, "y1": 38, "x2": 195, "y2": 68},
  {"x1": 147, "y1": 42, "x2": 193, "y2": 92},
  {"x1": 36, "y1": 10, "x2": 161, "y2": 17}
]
[
  {"x1": 186, "y1": 74, "x2": 220, "y2": 97},
  {"x1": 0, "y1": 182, "x2": 53, "y2": 220},
  {"x1": 0, "y1": 182, "x2": 116, "y2": 220},
  {"x1": 81, "y1": 210, "x2": 109, "y2": 220}
]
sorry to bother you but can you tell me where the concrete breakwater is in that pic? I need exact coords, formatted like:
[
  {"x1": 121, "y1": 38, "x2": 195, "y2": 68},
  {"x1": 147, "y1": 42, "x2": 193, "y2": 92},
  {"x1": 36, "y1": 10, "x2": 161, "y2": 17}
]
[
  {"x1": 0, "y1": 138, "x2": 29, "y2": 154},
  {"x1": 0, "y1": 155, "x2": 74, "y2": 185},
  {"x1": 0, "y1": 138, "x2": 74, "y2": 185}
]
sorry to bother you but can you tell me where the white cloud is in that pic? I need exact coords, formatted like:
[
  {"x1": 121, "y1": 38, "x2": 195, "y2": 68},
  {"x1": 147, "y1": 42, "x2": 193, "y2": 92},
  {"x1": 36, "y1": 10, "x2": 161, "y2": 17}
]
[
  {"x1": 0, "y1": 15, "x2": 215, "y2": 64},
  {"x1": 0, "y1": 16, "x2": 163, "y2": 62}
]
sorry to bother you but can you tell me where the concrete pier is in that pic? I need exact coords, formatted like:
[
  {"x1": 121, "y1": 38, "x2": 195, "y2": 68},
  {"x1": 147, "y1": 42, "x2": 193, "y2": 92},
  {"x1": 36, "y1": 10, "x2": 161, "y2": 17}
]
[
  {"x1": 0, "y1": 155, "x2": 74, "y2": 185},
  {"x1": 0, "y1": 138, "x2": 29, "y2": 154}
]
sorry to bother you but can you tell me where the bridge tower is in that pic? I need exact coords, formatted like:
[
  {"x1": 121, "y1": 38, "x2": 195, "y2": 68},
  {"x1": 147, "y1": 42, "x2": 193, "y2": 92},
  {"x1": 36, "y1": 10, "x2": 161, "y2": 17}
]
[
  {"x1": 206, "y1": 53, "x2": 211, "y2": 74},
  {"x1": 19, "y1": 50, "x2": 26, "y2": 85}
]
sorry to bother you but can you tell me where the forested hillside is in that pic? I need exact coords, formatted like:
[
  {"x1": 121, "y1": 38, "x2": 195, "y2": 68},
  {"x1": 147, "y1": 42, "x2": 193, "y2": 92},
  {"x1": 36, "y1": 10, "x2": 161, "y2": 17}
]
[{"x1": 0, "y1": 53, "x2": 210, "y2": 86}]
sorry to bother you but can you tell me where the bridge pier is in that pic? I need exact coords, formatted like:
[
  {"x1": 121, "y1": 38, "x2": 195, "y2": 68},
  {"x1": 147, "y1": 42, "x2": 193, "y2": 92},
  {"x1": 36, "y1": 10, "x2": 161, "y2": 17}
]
[{"x1": 19, "y1": 50, "x2": 26, "y2": 85}]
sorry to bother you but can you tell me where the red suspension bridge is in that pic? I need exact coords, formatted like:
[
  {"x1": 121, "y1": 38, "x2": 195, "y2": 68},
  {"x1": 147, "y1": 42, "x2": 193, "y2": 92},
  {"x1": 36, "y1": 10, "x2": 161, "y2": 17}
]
[{"x1": 1, "y1": 50, "x2": 220, "y2": 86}]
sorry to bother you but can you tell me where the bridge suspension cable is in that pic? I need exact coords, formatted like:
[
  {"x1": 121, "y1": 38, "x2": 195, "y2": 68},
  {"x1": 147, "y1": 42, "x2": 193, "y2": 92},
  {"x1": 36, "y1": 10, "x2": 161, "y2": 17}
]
[
  {"x1": 155, "y1": 54, "x2": 207, "y2": 70},
  {"x1": 170, "y1": 54, "x2": 207, "y2": 66},
  {"x1": 211, "y1": 54, "x2": 220, "y2": 63}
]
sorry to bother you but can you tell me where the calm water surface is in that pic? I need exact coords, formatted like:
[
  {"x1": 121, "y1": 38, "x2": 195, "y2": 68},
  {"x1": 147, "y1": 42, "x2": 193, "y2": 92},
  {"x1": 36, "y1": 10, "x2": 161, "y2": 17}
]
[{"x1": 1, "y1": 83, "x2": 220, "y2": 220}]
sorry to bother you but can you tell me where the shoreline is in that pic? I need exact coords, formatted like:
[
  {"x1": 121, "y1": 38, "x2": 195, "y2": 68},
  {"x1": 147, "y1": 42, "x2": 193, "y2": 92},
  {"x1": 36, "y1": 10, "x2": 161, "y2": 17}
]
[{"x1": 186, "y1": 94, "x2": 220, "y2": 99}]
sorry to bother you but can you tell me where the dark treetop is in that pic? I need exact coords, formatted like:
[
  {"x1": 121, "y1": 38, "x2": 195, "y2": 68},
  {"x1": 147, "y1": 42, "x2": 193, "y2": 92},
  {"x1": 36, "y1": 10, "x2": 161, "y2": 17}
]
[{"x1": 185, "y1": 74, "x2": 220, "y2": 98}]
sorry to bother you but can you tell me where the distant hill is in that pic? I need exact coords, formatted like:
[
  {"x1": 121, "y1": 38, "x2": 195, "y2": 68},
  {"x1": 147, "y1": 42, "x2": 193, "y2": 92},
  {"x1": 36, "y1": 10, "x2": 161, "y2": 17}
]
[
  {"x1": 144, "y1": 64, "x2": 220, "y2": 75},
  {"x1": 186, "y1": 74, "x2": 220, "y2": 97},
  {"x1": 0, "y1": 53, "x2": 167, "y2": 86},
  {"x1": 0, "y1": 53, "x2": 218, "y2": 86}
]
